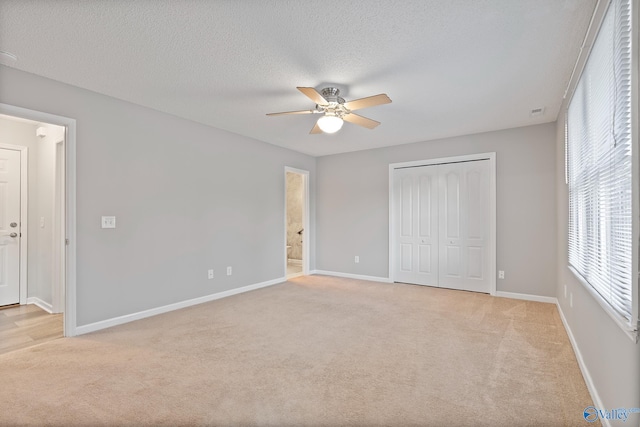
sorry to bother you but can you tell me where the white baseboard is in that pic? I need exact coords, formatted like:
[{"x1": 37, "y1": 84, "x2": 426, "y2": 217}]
[
  {"x1": 287, "y1": 258, "x2": 302, "y2": 265},
  {"x1": 310, "y1": 270, "x2": 393, "y2": 283},
  {"x1": 556, "y1": 302, "x2": 608, "y2": 427},
  {"x1": 495, "y1": 291, "x2": 558, "y2": 304},
  {"x1": 308, "y1": 276, "x2": 558, "y2": 302},
  {"x1": 27, "y1": 297, "x2": 53, "y2": 313},
  {"x1": 75, "y1": 277, "x2": 286, "y2": 336}
]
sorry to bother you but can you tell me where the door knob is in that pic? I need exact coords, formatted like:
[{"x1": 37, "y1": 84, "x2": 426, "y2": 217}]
[
  {"x1": 9, "y1": 232, "x2": 17, "y2": 238},
  {"x1": 10, "y1": 222, "x2": 17, "y2": 228}
]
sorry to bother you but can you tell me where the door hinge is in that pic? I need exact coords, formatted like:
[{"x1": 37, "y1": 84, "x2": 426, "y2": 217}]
[{"x1": 65, "y1": 238, "x2": 69, "y2": 246}]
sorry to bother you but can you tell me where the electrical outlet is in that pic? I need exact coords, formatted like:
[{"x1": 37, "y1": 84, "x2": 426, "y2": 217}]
[
  {"x1": 226, "y1": 266, "x2": 232, "y2": 276},
  {"x1": 355, "y1": 256, "x2": 359, "y2": 263},
  {"x1": 208, "y1": 269, "x2": 214, "y2": 279},
  {"x1": 498, "y1": 270, "x2": 505, "y2": 279},
  {"x1": 101, "y1": 216, "x2": 116, "y2": 229}
]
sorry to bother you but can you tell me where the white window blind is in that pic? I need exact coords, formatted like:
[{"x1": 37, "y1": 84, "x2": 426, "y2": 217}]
[{"x1": 567, "y1": 0, "x2": 634, "y2": 326}]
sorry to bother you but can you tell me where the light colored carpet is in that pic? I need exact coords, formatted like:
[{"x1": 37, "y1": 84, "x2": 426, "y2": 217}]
[{"x1": 0, "y1": 275, "x2": 596, "y2": 426}]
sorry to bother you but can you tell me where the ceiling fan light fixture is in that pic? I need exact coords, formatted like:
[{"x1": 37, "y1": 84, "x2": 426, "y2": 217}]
[
  {"x1": 317, "y1": 115, "x2": 343, "y2": 134},
  {"x1": 267, "y1": 86, "x2": 391, "y2": 134}
]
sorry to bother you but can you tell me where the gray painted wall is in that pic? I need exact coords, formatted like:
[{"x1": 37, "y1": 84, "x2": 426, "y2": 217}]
[
  {"x1": 550, "y1": 0, "x2": 640, "y2": 411},
  {"x1": 555, "y1": 101, "x2": 640, "y2": 412},
  {"x1": 0, "y1": 65, "x2": 316, "y2": 326},
  {"x1": 316, "y1": 123, "x2": 557, "y2": 297}
]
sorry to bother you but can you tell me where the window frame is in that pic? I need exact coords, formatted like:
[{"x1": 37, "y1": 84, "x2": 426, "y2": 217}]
[{"x1": 565, "y1": 0, "x2": 639, "y2": 341}]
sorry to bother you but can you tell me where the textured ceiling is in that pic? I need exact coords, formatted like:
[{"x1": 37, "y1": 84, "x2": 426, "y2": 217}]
[{"x1": 0, "y1": 0, "x2": 596, "y2": 157}]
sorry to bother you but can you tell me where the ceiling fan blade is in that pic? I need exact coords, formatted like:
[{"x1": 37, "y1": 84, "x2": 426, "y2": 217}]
[
  {"x1": 344, "y1": 94, "x2": 392, "y2": 111},
  {"x1": 309, "y1": 122, "x2": 323, "y2": 134},
  {"x1": 297, "y1": 87, "x2": 328, "y2": 105},
  {"x1": 266, "y1": 109, "x2": 315, "y2": 116},
  {"x1": 343, "y1": 113, "x2": 381, "y2": 129}
]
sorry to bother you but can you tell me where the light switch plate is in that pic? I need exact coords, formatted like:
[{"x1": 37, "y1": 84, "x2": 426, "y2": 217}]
[{"x1": 101, "y1": 216, "x2": 116, "y2": 229}]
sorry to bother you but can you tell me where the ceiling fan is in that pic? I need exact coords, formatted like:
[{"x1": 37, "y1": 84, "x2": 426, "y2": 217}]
[{"x1": 267, "y1": 87, "x2": 392, "y2": 134}]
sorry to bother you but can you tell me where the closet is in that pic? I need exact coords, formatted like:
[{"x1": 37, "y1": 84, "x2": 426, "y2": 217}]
[{"x1": 391, "y1": 157, "x2": 493, "y2": 293}]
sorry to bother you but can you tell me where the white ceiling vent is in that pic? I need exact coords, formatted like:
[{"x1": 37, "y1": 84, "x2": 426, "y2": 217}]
[{"x1": 530, "y1": 107, "x2": 545, "y2": 118}]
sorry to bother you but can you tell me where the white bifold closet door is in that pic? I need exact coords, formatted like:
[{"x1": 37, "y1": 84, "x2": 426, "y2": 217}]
[
  {"x1": 394, "y1": 165, "x2": 439, "y2": 287},
  {"x1": 393, "y1": 159, "x2": 490, "y2": 293}
]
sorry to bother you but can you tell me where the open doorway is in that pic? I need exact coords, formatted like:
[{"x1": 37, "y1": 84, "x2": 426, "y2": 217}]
[
  {"x1": 285, "y1": 167, "x2": 309, "y2": 279},
  {"x1": 0, "y1": 112, "x2": 67, "y2": 350}
]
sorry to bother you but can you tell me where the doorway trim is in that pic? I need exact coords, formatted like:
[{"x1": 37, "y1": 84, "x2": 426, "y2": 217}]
[
  {"x1": 388, "y1": 152, "x2": 497, "y2": 295},
  {"x1": 284, "y1": 167, "x2": 310, "y2": 278},
  {"x1": 52, "y1": 139, "x2": 65, "y2": 313},
  {"x1": 0, "y1": 143, "x2": 28, "y2": 305},
  {"x1": 0, "y1": 103, "x2": 77, "y2": 337}
]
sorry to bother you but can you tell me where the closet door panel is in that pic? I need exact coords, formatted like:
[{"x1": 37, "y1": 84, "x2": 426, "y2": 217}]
[
  {"x1": 393, "y1": 167, "x2": 439, "y2": 286},
  {"x1": 438, "y1": 161, "x2": 490, "y2": 293}
]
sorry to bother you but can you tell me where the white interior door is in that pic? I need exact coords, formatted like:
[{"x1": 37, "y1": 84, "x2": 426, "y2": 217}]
[
  {"x1": 438, "y1": 160, "x2": 490, "y2": 293},
  {"x1": 0, "y1": 148, "x2": 21, "y2": 306},
  {"x1": 393, "y1": 166, "x2": 439, "y2": 286},
  {"x1": 392, "y1": 158, "x2": 491, "y2": 293}
]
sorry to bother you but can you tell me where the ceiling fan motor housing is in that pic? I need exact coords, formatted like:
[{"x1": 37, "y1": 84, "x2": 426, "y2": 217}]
[
  {"x1": 320, "y1": 87, "x2": 345, "y2": 103},
  {"x1": 319, "y1": 87, "x2": 347, "y2": 117}
]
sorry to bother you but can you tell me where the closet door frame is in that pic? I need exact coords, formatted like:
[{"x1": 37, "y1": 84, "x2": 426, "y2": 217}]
[{"x1": 388, "y1": 152, "x2": 497, "y2": 295}]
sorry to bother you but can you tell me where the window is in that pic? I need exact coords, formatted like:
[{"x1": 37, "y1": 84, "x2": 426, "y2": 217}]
[{"x1": 567, "y1": 0, "x2": 637, "y2": 333}]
